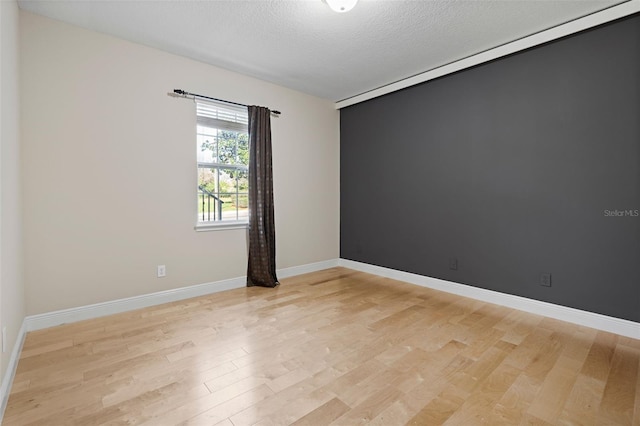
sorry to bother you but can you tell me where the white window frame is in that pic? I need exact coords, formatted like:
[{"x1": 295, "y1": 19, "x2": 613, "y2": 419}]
[{"x1": 195, "y1": 100, "x2": 250, "y2": 231}]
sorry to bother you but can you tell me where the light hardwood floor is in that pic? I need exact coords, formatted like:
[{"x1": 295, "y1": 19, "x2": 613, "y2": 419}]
[{"x1": 3, "y1": 267, "x2": 639, "y2": 425}]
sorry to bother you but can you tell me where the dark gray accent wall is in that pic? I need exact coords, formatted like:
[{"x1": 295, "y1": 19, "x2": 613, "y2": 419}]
[{"x1": 340, "y1": 14, "x2": 640, "y2": 322}]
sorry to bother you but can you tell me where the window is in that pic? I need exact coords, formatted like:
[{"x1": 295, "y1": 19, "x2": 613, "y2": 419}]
[{"x1": 196, "y1": 100, "x2": 249, "y2": 229}]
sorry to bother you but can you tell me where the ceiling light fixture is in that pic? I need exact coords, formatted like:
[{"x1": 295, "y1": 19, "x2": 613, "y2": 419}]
[{"x1": 325, "y1": 0, "x2": 358, "y2": 13}]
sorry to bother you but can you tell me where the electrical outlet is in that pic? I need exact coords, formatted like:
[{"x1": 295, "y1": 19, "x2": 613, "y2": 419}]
[
  {"x1": 540, "y1": 273, "x2": 552, "y2": 287},
  {"x1": 157, "y1": 265, "x2": 166, "y2": 278},
  {"x1": 449, "y1": 257, "x2": 458, "y2": 271}
]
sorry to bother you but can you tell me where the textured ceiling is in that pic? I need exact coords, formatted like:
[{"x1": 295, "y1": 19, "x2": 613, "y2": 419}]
[{"x1": 18, "y1": 0, "x2": 627, "y2": 102}]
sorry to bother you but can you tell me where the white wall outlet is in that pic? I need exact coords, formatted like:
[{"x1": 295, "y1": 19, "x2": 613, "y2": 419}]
[
  {"x1": 2, "y1": 326, "x2": 7, "y2": 353},
  {"x1": 157, "y1": 265, "x2": 166, "y2": 278}
]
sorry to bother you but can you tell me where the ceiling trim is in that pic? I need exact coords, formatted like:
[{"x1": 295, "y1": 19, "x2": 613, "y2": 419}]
[{"x1": 335, "y1": 0, "x2": 640, "y2": 109}]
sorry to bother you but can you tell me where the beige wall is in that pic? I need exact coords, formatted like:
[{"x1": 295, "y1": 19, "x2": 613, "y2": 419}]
[
  {"x1": 20, "y1": 12, "x2": 340, "y2": 315},
  {"x1": 1, "y1": 0, "x2": 26, "y2": 382}
]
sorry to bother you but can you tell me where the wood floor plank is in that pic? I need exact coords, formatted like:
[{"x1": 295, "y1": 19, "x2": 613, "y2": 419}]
[
  {"x1": 178, "y1": 384, "x2": 275, "y2": 426},
  {"x1": 3, "y1": 267, "x2": 638, "y2": 425},
  {"x1": 331, "y1": 385, "x2": 404, "y2": 425},
  {"x1": 405, "y1": 384, "x2": 467, "y2": 425},
  {"x1": 526, "y1": 330, "x2": 593, "y2": 423},
  {"x1": 634, "y1": 355, "x2": 640, "y2": 426},
  {"x1": 597, "y1": 343, "x2": 639, "y2": 425},
  {"x1": 581, "y1": 330, "x2": 618, "y2": 381},
  {"x1": 290, "y1": 397, "x2": 350, "y2": 426},
  {"x1": 557, "y1": 373, "x2": 606, "y2": 425},
  {"x1": 486, "y1": 372, "x2": 534, "y2": 424}
]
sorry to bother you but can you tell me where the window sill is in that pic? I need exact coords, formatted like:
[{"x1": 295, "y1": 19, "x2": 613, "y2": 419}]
[{"x1": 195, "y1": 221, "x2": 248, "y2": 232}]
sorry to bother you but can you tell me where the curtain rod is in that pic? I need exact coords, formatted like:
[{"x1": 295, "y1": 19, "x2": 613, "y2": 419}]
[{"x1": 172, "y1": 89, "x2": 281, "y2": 116}]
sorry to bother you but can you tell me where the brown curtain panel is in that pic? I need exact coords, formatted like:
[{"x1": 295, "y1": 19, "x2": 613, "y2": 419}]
[{"x1": 247, "y1": 106, "x2": 279, "y2": 288}]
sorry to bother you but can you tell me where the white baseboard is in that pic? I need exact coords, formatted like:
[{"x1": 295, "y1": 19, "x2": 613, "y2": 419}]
[
  {"x1": 24, "y1": 259, "x2": 341, "y2": 333},
  {"x1": 339, "y1": 258, "x2": 640, "y2": 340},
  {"x1": 0, "y1": 321, "x2": 27, "y2": 423},
  {"x1": 277, "y1": 259, "x2": 340, "y2": 279},
  {"x1": 24, "y1": 276, "x2": 246, "y2": 332}
]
